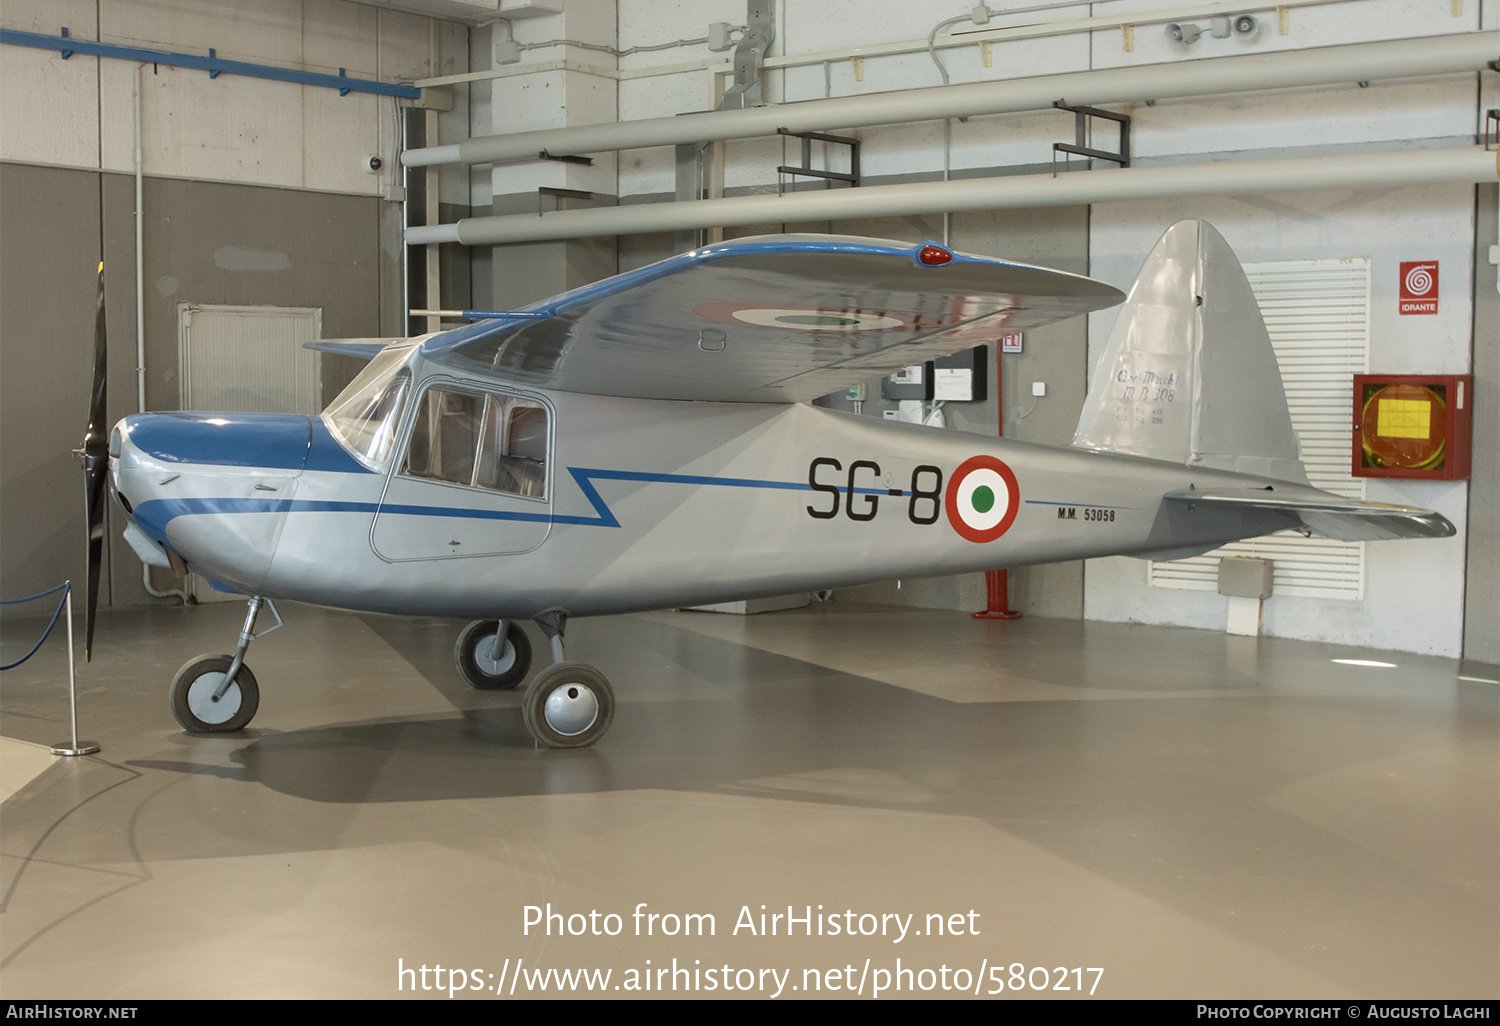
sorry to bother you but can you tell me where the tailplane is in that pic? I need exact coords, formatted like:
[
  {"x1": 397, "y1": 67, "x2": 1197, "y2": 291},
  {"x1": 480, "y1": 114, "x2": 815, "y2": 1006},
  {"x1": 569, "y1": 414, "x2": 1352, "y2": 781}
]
[
  {"x1": 1076, "y1": 220, "x2": 1454, "y2": 543},
  {"x1": 1072, "y1": 220, "x2": 1307, "y2": 484}
]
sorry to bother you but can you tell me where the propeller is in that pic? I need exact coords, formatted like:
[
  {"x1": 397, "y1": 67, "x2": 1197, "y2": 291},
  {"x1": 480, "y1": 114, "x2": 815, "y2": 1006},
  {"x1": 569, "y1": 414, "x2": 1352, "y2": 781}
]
[{"x1": 77, "y1": 262, "x2": 108, "y2": 662}]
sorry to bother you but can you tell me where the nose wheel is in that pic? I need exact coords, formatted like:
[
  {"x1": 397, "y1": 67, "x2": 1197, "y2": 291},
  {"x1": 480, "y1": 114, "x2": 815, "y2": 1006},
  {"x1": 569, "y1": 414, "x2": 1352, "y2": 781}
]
[
  {"x1": 521, "y1": 663, "x2": 614, "y2": 749},
  {"x1": 170, "y1": 596, "x2": 279, "y2": 734},
  {"x1": 172, "y1": 655, "x2": 259, "y2": 733}
]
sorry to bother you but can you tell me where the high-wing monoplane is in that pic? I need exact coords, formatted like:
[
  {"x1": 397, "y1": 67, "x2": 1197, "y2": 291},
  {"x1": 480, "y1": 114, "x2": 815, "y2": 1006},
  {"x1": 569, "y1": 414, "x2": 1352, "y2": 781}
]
[{"x1": 95, "y1": 220, "x2": 1454, "y2": 747}]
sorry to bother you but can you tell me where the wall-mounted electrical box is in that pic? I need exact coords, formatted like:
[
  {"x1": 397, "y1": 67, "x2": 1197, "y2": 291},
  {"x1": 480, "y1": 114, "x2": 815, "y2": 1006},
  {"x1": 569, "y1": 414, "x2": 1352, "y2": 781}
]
[
  {"x1": 882, "y1": 346, "x2": 987, "y2": 402},
  {"x1": 1352, "y1": 374, "x2": 1472, "y2": 480},
  {"x1": 934, "y1": 345, "x2": 987, "y2": 402},
  {"x1": 881, "y1": 364, "x2": 930, "y2": 401}
]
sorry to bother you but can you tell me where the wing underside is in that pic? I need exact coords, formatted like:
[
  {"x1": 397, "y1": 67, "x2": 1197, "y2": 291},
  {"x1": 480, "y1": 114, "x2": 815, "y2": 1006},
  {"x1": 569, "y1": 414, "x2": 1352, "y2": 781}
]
[{"x1": 422, "y1": 235, "x2": 1124, "y2": 403}]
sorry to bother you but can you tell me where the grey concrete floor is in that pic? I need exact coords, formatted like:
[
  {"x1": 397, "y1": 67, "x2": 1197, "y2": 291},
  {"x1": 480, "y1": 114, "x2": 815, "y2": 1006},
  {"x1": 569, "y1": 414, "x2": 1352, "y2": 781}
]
[{"x1": 0, "y1": 600, "x2": 1495, "y2": 1000}]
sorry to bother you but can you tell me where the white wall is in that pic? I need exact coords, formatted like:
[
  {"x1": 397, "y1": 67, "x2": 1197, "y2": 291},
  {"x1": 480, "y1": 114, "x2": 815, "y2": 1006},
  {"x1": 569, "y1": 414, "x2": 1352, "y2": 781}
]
[
  {"x1": 10, "y1": 1, "x2": 1486, "y2": 653},
  {"x1": 1084, "y1": 186, "x2": 1476, "y2": 656},
  {"x1": 606, "y1": 0, "x2": 1494, "y2": 655},
  {"x1": 610, "y1": 0, "x2": 1493, "y2": 200},
  {"x1": 0, "y1": 0, "x2": 463, "y2": 197}
]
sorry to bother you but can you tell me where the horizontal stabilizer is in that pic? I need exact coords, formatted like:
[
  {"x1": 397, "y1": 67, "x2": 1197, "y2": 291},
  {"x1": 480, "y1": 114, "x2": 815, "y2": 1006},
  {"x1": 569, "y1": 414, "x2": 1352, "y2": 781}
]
[
  {"x1": 304, "y1": 339, "x2": 405, "y2": 360},
  {"x1": 1163, "y1": 489, "x2": 1455, "y2": 542}
]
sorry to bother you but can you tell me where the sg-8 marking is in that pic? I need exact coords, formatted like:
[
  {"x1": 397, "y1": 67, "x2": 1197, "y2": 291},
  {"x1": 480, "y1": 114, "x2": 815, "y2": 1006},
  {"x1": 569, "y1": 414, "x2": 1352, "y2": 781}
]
[{"x1": 806, "y1": 458, "x2": 943, "y2": 526}]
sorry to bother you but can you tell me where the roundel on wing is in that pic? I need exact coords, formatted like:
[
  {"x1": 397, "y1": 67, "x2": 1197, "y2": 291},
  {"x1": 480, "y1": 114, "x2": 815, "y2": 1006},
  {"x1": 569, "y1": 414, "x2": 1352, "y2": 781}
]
[
  {"x1": 692, "y1": 301, "x2": 923, "y2": 332},
  {"x1": 945, "y1": 455, "x2": 1020, "y2": 543}
]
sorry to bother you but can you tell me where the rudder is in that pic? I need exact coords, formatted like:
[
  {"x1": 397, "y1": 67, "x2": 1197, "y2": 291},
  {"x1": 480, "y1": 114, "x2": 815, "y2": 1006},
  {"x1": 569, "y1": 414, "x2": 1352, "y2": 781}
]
[{"x1": 1072, "y1": 220, "x2": 1307, "y2": 484}]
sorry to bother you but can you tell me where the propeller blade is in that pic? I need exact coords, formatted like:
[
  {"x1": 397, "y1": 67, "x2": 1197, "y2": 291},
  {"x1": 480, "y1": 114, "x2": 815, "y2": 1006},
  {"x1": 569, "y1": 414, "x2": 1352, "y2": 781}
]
[{"x1": 81, "y1": 262, "x2": 107, "y2": 662}]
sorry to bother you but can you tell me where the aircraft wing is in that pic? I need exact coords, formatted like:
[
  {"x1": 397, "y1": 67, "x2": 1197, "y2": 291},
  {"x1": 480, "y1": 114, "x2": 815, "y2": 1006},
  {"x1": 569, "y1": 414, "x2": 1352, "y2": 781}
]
[
  {"x1": 1163, "y1": 489, "x2": 1456, "y2": 542},
  {"x1": 305, "y1": 339, "x2": 405, "y2": 360},
  {"x1": 420, "y1": 235, "x2": 1124, "y2": 403}
]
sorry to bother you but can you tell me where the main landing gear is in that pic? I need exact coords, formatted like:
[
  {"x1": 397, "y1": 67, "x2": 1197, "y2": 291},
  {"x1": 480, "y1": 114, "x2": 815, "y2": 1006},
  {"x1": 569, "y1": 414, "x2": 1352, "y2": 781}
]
[
  {"x1": 172, "y1": 599, "x2": 614, "y2": 748},
  {"x1": 456, "y1": 611, "x2": 615, "y2": 749},
  {"x1": 171, "y1": 596, "x2": 280, "y2": 733}
]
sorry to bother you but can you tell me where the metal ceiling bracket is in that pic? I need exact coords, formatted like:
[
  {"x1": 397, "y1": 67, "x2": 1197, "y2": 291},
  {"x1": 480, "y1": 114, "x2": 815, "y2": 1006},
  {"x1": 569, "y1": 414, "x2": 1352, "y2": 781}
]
[
  {"x1": 776, "y1": 128, "x2": 860, "y2": 193},
  {"x1": 1051, "y1": 101, "x2": 1131, "y2": 174},
  {"x1": 539, "y1": 150, "x2": 595, "y2": 166},
  {"x1": 718, "y1": 0, "x2": 775, "y2": 111}
]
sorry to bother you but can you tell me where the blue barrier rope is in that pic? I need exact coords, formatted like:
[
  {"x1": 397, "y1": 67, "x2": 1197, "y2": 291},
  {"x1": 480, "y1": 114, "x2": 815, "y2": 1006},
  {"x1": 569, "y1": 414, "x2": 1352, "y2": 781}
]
[{"x1": 0, "y1": 581, "x2": 72, "y2": 670}]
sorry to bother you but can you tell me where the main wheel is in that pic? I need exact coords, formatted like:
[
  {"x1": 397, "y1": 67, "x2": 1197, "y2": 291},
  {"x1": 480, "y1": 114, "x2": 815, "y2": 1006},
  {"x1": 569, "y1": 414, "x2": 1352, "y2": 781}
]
[
  {"x1": 171, "y1": 654, "x2": 259, "y2": 733},
  {"x1": 522, "y1": 663, "x2": 614, "y2": 748},
  {"x1": 455, "y1": 620, "x2": 532, "y2": 690}
]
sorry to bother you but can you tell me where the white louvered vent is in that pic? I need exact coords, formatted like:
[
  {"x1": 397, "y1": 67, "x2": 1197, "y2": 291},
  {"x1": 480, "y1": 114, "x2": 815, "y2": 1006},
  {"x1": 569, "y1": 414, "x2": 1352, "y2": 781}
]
[
  {"x1": 1149, "y1": 258, "x2": 1368, "y2": 600},
  {"x1": 179, "y1": 304, "x2": 322, "y2": 415}
]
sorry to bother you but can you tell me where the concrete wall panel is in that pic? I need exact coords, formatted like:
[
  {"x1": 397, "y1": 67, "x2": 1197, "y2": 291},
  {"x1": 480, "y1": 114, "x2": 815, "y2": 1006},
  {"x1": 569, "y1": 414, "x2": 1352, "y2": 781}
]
[{"x1": 0, "y1": 163, "x2": 102, "y2": 603}]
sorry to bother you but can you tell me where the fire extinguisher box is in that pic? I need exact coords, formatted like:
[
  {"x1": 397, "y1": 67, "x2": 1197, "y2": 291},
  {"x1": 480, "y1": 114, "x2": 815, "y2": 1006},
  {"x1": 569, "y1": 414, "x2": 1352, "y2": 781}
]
[{"x1": 1352, "y1": 374, "x2": 1473, "y2": 480}]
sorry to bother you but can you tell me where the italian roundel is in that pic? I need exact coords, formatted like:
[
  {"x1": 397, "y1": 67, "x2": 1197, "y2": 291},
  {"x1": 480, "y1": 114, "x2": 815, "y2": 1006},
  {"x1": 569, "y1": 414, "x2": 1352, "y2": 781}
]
[
  {"x1": 692, "y1": 301, "x2": 933, "y2": 332},
  {"x1": 945, "y1": 455, "x2": 1020, "y2": 543}
]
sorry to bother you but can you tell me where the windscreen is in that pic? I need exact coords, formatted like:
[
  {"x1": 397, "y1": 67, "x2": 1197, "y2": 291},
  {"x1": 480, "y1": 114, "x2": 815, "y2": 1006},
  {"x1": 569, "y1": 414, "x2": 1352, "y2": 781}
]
[{"x1": 322, "y1": 345, "x2": 415, "y2": 465}]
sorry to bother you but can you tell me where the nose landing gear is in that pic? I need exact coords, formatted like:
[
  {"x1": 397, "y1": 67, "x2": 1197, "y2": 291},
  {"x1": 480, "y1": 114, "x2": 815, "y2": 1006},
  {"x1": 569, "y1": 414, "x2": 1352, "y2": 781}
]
[{"x1": 170, "y1": 596, "x2": 279, "y2": 733}]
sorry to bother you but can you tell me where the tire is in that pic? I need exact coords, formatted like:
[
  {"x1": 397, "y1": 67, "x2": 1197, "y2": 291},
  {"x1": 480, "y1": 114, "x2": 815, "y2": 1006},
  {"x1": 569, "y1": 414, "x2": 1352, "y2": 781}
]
[
  {"x1": 171, "y1": 654, "x2": 259, "y2": 733},
  {"x1": 455, "y1": 620, "x2": 532, "y2": 690},
  {"x1": 521, "y1": 663, "x2": 614, "y2": 748}
]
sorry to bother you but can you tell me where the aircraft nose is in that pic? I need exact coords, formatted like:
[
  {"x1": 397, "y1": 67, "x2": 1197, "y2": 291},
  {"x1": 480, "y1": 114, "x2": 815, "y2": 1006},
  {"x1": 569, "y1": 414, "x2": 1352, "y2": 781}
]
[
  {"x1": 110, "y1": 412, "x2": 312, "y2": 595},
  {"x1": 110, "y1": 417, "x2": 146, "y2": 519}
]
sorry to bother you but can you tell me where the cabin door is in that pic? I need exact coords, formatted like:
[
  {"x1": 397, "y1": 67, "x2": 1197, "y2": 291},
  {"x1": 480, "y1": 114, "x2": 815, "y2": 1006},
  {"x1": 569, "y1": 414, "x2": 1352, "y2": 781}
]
[{"x1": 371, "y1": 382, "x2": 553, "y2": 560}]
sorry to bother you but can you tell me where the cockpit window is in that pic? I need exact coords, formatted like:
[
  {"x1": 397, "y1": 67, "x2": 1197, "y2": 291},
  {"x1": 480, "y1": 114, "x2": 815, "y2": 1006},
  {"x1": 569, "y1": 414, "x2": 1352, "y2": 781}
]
[
  {"x1": 402, "y1": 386, "x2": 548, "y2": 499},
  {"x1": 323, "y1": 346, "x2": 414, "y2": 465}
]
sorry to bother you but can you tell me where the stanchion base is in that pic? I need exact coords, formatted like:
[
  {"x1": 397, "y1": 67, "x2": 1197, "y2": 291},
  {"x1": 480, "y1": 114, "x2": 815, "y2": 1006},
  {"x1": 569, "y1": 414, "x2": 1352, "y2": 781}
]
[
  {"x1": 50, "y1": 742, "x2": 100, "y2": 756},
  {"x1": 972, "y1": 610, "x2": 1023, "y2": 620}
]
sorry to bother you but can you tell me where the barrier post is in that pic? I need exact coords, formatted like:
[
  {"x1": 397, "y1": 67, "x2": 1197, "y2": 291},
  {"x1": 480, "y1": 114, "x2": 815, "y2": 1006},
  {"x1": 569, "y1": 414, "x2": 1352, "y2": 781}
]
[{"x1": 50, "y1": 586, "x2": 99, "y2": 757}]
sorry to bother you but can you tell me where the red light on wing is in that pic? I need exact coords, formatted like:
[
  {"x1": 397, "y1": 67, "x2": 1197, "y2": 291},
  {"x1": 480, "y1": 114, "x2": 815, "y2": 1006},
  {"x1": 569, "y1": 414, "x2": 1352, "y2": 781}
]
[{"x1": 918, "y1": 245, "x2": 953, "y2": 266}]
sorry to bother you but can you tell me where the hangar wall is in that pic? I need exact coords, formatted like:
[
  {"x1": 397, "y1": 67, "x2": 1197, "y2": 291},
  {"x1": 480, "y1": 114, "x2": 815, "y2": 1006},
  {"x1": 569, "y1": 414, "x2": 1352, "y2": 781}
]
[
  {"x1": 2, "y1": 0, "x2": 1493, "y2": 661},
  {"x1": 567, "y1": 0, "x2": 1494, "y2": 657},
  {"x1": 1082, "y1": 184, "x2": 1477, "y2": 657},
  {"x1": 0, "y1": 0, "x2": 468, "y2": 605},
  {"x1": 1466, "y1": 183, "x2": 1498, "y2": 666}
]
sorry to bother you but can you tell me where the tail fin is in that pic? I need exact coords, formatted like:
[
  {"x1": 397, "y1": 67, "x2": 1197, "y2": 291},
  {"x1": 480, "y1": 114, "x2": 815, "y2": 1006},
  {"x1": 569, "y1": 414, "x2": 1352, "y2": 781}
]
[{"x1": 1073, "y1": 220, "x2": 1308, "y2": 484}]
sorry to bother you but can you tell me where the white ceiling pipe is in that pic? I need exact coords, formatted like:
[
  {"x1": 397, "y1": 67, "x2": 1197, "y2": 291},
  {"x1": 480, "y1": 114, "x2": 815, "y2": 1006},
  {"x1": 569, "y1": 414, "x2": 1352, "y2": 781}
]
[
  {"x1": 405, "y1": 146, "x2": 1499, "y2": 246},
  {"x1": 402, "y1": 33, "x2": 1498, "y2": 168}
]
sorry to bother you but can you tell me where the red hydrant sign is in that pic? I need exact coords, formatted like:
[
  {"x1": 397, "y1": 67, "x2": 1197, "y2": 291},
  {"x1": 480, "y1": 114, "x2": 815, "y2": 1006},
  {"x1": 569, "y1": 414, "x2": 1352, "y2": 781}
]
[{"x1": 1399, "y1": 261, "x2": 1438, "y2": 315}]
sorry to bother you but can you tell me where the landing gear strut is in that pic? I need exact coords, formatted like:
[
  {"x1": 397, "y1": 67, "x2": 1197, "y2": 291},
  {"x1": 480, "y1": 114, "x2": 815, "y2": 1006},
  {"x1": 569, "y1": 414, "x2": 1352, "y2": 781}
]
[
  {"x1": 171, "y1": 596, "x2": 280, "y2": 733},
  {"x1": 454, "y1": 620, "x2": 532, "y2": 690},
  {"x1": 521, "y1": 611, "x2": 614, "y2": 749}
]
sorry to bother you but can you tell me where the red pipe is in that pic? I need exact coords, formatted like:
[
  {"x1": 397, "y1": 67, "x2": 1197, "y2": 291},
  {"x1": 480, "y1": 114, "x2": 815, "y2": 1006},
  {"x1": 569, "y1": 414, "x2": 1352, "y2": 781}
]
[{"x1": 974, "y1": 340, "x2": 1022, "y2": 620}]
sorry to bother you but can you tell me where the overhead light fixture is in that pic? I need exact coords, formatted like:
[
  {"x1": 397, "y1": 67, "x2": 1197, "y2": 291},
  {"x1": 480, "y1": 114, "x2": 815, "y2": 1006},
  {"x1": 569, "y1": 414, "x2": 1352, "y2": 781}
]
[
  {"x1": 1332, "y1": 658, "x2": 1398, "y2": 668},
  {"x1": 1168, "y1": 15, "x2": 1256, "y2": 44}
]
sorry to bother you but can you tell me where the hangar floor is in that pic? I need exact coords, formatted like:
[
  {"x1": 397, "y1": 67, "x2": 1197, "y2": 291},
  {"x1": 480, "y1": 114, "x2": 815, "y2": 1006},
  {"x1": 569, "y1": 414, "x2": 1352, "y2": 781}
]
[{"x1": 1, "y1": 599, "x2": 1495, "y2": 1000}]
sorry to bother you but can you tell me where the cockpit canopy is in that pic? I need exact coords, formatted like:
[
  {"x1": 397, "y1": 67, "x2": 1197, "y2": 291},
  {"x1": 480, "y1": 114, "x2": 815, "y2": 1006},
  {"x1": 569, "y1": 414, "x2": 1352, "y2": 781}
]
[{"x1": 322, "y1": 343, "x2": 416, "y2": 467}]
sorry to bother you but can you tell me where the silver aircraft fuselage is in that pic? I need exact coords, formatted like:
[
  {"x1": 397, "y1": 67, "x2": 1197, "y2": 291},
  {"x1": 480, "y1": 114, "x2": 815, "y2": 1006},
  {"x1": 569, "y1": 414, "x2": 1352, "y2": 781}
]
[{"x1": 111, "y1": 346, "x2": 1298, "y2": 623}]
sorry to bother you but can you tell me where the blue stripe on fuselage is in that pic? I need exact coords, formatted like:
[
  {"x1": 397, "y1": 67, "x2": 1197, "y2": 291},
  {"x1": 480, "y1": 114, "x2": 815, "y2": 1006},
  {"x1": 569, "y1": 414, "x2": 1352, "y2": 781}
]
[{"x1": 131, "y1": 466, "x2": 834, "y2": 534}]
